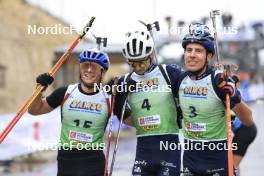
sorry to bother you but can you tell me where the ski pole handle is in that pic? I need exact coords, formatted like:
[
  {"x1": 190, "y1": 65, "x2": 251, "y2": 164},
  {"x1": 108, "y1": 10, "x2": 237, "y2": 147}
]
[{"x1": 210, "y1": 10, "x2": 221, "y2": 64}]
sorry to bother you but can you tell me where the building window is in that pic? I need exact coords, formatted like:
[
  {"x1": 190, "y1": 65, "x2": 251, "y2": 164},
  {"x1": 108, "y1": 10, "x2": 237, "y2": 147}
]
[
  {"x1": 52, "y1": 53, "x2": 79, "y2": 89},
  {"x1": 0, "y1": 65, "x2": 6, "y2": 88}
]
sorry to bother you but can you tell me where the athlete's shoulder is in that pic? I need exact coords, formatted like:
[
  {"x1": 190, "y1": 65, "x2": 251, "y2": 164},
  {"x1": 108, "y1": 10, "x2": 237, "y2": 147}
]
[
  {"x1": 66, "y1": 83, "x2": 78, "y2": 92},
  {"x1": 165, "y1": 64, "x2": 184, "y2": 72},
  {"x1": 117, "y1": 72, "x2": 135, "y2": 84},
  {"x1": 165, "y1": 64, "x2": 184, "y2": 78}
]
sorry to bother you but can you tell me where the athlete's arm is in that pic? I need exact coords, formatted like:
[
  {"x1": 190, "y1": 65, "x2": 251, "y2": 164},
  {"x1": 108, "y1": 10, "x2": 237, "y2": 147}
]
[
  {"x1": 213, "y1": 72, "x2": 254, "y2": 126},
  {"x1": 28, "y1": 86, "x2": 67, "y2": 115},
  {"x1": 166, "y1": 64, "x2": 184, "y2": 88},
  {"x1": 28, "y1": 73, "x2": 55, "y2": 115},
  {"x1": 122, "y1": 103, "x2": 134, "y2": 126},
  {"x1": 232, "y1": 102, "x2": 253, "y2": 127},
  {"x1": 113, "y1": 76, "x2": 136, "y2": 127},
  {"x1": 28, "y1": 91, "x2": 53, "y2": 115},
  {"x1": 114, "y1": 94, "x2": 133, "y2": 125}
]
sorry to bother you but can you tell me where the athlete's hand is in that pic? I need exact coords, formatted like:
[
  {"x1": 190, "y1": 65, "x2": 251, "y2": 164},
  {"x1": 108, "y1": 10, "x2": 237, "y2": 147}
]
[{"x1": 36, "y1": 73, "x2": 54, "y2": 91}]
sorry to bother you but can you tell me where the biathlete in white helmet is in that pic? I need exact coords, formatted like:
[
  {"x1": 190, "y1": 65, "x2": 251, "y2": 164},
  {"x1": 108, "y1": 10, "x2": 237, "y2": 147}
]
[{"x1": 113, "y1": 31, "x2": 183, "y2": 176}]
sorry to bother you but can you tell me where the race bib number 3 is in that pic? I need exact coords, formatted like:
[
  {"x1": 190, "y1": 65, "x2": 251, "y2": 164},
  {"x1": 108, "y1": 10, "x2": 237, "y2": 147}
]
[
  {"x1": 69, "y1": 131, "x2": 93, "y2": 143},
  {"x1": 186, "y1": 122, "x2": 206, "y2": 132}
]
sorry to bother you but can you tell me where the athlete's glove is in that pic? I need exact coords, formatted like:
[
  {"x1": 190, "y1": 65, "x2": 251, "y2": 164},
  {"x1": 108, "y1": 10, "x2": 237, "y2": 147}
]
[
  {"x1": 36, "y1": 73, "x2": 54, "y2": 91},
  {"x1": 215, "y1": 72, "x2": 241, "y2": 107}
]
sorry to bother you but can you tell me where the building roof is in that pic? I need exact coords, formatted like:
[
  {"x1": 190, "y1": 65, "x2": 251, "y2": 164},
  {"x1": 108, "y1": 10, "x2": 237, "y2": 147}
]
[{"x1": 55, "y1": 41, "x2": 123, "y2": 54}]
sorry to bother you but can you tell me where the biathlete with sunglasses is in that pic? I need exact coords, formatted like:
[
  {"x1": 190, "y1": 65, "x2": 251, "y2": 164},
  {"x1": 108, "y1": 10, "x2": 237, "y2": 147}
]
[
  {"x1": 113, "y1": 31, "x2": 183, "y2": 176},
  {"x1": 28, "y1": 48, "x2": 111, "y2": 176},
  {"x1": 178, "y1": 23, "x2": 255, "y2": 176}
]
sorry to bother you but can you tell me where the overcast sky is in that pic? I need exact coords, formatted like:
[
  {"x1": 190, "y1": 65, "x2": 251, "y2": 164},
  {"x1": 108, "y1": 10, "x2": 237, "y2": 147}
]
[{"x1": 26, "y1": 0, "x2": 264, "y2": 43}]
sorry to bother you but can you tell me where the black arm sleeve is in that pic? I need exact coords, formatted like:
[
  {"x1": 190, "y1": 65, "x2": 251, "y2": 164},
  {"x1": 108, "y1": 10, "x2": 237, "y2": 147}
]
[
  {"x1": 113, "y1": 76, "x2": 131, "y2": 120},
  {"x1": 46, "y1": 86, "x2": 67, "y2": 109},
  {"x1": 166, "y1": 64, "x2": 184, "y2": 94}
]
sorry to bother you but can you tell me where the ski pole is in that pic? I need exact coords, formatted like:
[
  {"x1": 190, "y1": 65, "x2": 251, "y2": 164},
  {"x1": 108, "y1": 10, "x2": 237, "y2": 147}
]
[
  {"x1": 0, "y1": 17, "x2": 95, "y2": 143},
  {"x1": 91, "y1": 33, "x2": 110, "y2": 176},
  {"x1": 104, "y1": 78, "x2": 118, "y2": 176},
  {"x1": 224, "y1": 66, "x2": 234, "y2": 176},
  {"x1": 109, "y1": 96, "x2": 128, "y2": 176},
  {"x1": 226, "y1": 93, "x2": 234, "y2": 176},
  {"x1": 210, "y1": 10, "x2": 234, "y2": 175},
  {"x1": 139, "y1": 20, "x2": 160, "y2": 64}
]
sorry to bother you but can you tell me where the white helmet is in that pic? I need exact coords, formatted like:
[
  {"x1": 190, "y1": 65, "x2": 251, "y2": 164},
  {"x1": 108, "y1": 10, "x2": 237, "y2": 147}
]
[{"x1": 122, "y1": 31, "x2": 154, "y2": 61}]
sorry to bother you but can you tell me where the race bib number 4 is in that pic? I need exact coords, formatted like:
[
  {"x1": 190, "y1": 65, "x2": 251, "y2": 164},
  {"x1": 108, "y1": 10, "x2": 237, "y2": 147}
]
[
  {"x1": 69, "y1": 131, "x2": 93, "y2": 143},
  {"x1": 138, "y1": 115, "x2": 161, "y2": 130}
]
